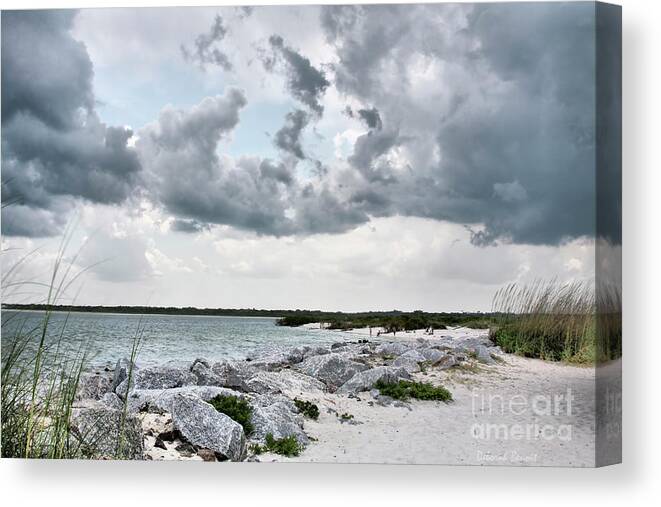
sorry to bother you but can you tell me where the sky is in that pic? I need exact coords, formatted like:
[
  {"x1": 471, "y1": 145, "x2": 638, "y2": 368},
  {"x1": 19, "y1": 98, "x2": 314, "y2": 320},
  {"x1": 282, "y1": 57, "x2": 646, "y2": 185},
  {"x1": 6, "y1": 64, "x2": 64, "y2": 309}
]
[{"x1": 0, "y1": 3, "x2": 610, "y2": 312}]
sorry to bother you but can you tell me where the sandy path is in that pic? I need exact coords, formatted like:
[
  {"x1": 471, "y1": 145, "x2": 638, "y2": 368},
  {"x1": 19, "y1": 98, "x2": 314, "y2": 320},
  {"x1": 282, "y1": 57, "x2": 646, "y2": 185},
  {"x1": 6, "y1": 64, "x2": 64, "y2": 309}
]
[{"x1": 263, "y1": 353, "x2": 596, "y2": 467}]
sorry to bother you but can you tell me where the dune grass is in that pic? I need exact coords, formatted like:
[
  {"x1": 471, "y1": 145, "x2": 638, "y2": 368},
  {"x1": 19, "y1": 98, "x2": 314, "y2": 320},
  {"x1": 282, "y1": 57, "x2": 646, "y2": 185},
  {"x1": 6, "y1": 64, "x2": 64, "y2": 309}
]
[
  {"x1": 490, "y1": 279, "x2": 620, "y2": 364},
  {"x1": 1, "y1": 229, "x2": 144, "y2": 459}
]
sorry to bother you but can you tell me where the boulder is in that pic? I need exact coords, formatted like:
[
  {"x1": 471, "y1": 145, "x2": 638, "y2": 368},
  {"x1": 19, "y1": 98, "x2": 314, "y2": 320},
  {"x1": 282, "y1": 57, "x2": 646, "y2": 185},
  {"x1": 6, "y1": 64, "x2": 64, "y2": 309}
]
[
  {"x1": 112, "y1": 357, "x2": 137, "y2": 392},
  {"x1": 245, "y1": 370, "x2": 326, "y2": 396},
  {"x1": 250, "y1": 394, "x2": 308, "y2": 445},
  {"x1": 126, "y1": 385, "x2": 246, "y2": 414},
  {"x1": 434, "y1": 354, "x2": 458, "y2": 370},
  {"x1": 76, "y1": 373, "x2": 112, "y2": 401},
  {"x1": 303, "y1": 346, "x2": 331, "y2": 359},
  {"x1": 116, "y1": 365, "x2": 196, "y2": 398},
  {"x1": 100, "y1": 392, "x2": 124, "y2": 410},
  {"x1": 170, "y1": 393, "x2": 246, "y2": 461},
  {"x1": 474, "y1": 345, "x2": 496, "y2": 364},
  {"x1": 375, "y1": 342, "x2": 411, "y2": 356},
  {"x1": 397, "y1": 349, "x2": 427, "y2": 362},
  {"x1": 336, "y1": 366, "x2": 410, "y2": 395},
  {"x1": 418, "y1": 348, "x2": 445, "y2": 364},
  {"x1": 392, "y1": 358, "x2": 420, "y2": 374},
  {"x1": 296, "y1": 353, "x2": 369, "y2": 391},
  {"x1": 70, "y1": 405, "x2": 143, "y2": 460},
  {"x1": 247, "y1": 353, "x2": 291, "y2": 371},
  {"x1": 391, "y1": 349, "x2": 426, "y2": 373}
]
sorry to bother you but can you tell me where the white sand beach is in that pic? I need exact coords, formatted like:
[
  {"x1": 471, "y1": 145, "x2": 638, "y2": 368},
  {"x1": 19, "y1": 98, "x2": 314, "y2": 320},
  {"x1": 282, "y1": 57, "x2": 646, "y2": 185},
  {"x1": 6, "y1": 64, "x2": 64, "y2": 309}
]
[{"x1": 259, "y1": 339, "x2": 597, "y2": 466}]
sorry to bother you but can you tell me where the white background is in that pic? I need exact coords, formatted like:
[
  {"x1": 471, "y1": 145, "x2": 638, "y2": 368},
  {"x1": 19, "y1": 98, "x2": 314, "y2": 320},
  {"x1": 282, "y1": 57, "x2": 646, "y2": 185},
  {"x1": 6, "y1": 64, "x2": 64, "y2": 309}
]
[{"x1": 0, "y1": 0, "x2": 658, "y2": 505}]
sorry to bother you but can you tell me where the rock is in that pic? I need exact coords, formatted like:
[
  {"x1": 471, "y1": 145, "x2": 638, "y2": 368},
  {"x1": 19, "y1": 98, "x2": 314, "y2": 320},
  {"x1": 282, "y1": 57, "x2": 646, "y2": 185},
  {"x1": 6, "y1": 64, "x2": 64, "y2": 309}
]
[
  {"x1": 190, "y1": 361, "x2": 222, "y2": 386},
  {"x1": 397, "y1": 349, "x2": 427, "y2": 362},
  {"x1": 434, "y1": 354, "x2": 458, "y2": 370},
  {"x1": 418, "y1": 348, "x2": 445, "y2": 363},
  {"x1": 336, "y1": 366, "x2": 411, "y2": 394},
  {"x1": 191, "y1": 357, "x2": 211, "y2": 369},
  {"x1": 245, "y1": 370, "x2": 326, "y2": 396},
  {"x1": 154, "y1": 437, "x2": 167, "y2": 450},
  {"x1": 197, "y1": 448, "x2": 217, "y2": 462},
  {"x1": 250, "y1": 394, "x2": 308, "y2": 445},
  {"x1": 126, "y1": 386, "x2": 246, "y2": 414},
  {"x1": 391, "y1": 350, "x2": 426, "y2": 373},
  {"x1": 112, "y1": 357, "x2": 137, "y2": 392},
  {"x1": 210, "y1": 360, "x2": 255, "y2": 390},
  {"x1": 100, "y1": 392, "x2": 124, "y2": 410},
  {"x1": 474, "y1": 345, "x2": 496, "y2": 364},
  {"x1": 70, "y1": 406, "x2": 143, "y2": 460},
  {"x1": 175, "y1": 441, "x2": 196, "y2": 457},
  {"x1": 375, "y1": 342, "x2": 411, "y2": 356},
  {"x1": 189, "y1": 359, "x2": 255, "y2": 391},
  {"x1": 330, "y1": 342, "x2": 346, "y2": 351},
  {"x1": 116, "y1": 365, "x2": 197, "y2": 398},
  {"x1": 247, "y1": 353, "x2": 290, "y2": 371},
  {"x1": 170, "y1": 393, "x2": 246, "y2": 461},
  {"x1": 285, "y1": 347, "x2": 306, "y2": 364},
  {"x1": 302, "y1": 346, "x2": 331, "y2": 359},
  {"x1": 296, "y1": 353, "x2": 369, "y2": 391},
  {"x1": 391, "y1": 356, "x2": 420, "y2": 373},
  {"x1": 76, "y1": 373, "x2": 113, "y2": 401}
]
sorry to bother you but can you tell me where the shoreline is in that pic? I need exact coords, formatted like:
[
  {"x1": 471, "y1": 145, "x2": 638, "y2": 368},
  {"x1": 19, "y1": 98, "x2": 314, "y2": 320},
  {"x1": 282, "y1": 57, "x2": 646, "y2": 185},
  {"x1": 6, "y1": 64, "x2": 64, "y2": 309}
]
[{"x1": 68, "y1": 327, "x2": 598, "y2": 465}]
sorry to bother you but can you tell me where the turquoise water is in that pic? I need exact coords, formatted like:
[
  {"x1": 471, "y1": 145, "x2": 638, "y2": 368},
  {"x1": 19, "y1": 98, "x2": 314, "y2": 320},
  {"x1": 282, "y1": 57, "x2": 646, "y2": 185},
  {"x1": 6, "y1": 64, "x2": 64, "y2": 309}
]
[{"x1": 1, "y1": 310, "x2": 349, "y2": 368}]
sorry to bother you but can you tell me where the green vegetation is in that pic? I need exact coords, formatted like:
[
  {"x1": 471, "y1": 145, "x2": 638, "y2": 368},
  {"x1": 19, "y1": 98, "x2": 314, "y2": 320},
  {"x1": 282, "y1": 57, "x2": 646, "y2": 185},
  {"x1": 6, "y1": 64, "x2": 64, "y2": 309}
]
[
  {"x1": 339, "y1": 412, "x2": 354, "y2": 421},
  {"x1": 278, "y1": 310, "x2": 494, "y2": 331},
  {"x1": 294, "y1": 398, "x2": 319, "y2": 420},
  {"x1": 375, "y1": 380, "x2": 453, "y2": 402},
  {"x1": 209, "y1": 395, "x2": 254, "y2": 436},
  {"x1": 5, "y1": 304, "x2": 496, "y2": 333},
  {"x1": 490, "y1": 280, "x2": 620, "y2": 363},
  {"x1": 251, "y1": 433, "x2": 302, "y2": 457},
  {"x1": 1, "y1": 232, "x2": 143, "y2": 459}
]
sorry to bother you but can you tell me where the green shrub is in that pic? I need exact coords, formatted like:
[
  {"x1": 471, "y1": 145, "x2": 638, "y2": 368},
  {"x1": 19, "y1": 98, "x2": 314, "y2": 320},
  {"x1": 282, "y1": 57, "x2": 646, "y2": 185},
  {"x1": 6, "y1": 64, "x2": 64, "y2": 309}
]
[
  {"x1": 294, "y1": 398, "x2": 319, "y2": 420},
  {"x1": 251, "y1": 433, "x2": 302, "y2": 457},
  {"x1": 375, "y1": 380, "x2": 452, "y2": 402},
  {"x1": 209, "y1": 395, "x2": 254, "y2": 436},
  {"x1": 339, "y1": 412, "x2": 354, "y2": 421}
]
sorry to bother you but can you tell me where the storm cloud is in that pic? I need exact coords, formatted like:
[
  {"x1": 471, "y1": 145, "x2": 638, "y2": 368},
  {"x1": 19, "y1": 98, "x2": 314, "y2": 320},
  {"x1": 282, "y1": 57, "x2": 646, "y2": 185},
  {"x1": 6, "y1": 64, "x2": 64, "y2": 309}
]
[
  {"x1": 274, "y1": 109, "x2": 310, "y2": 159},
  {"x1": 263, "y1": 35, "x2": 330, "y2": 115},
  {"x1": 1, "y1": 4, "x2": 609, "y2": 248},
  {"x1": 137, "y1": 89, "x2": 295, "y2": 235},
  {"x1": 1, "y1": 10, "x2": 141, "y2": 237},
  {"x1": 320, "y1": 2, "x2": 599, "y2": 246}
]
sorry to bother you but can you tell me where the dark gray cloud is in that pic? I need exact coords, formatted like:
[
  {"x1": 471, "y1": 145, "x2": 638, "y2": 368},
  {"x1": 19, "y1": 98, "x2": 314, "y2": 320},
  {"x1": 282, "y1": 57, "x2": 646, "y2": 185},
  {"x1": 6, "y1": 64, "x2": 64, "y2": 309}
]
[
  {"x1": 274, "y1": 109, "x2": 309, "y2": 159},
  {"x1": 2, "y1": 5, "x2": 610, "y2": 249},
  {"x1": 1, "y1": 10, "x2": 141, "y2": 237},
  {"x1": 321, "y1": 3, "x2": 600, "y2": 246},
  {"x1": 137, "y1": 89, "x2": 295, "y2": 236},
  {"x1": 137, "y1": 89, "x2": 364, "y2": 237},
  {"x1": 180, "y1": 14, "x2": 232, "y2": 71},
  {"x1": 264, "y1": 35, "x2": 330, "y2": 115},
  {"x1": 170, "y1": 219, "x2": 211, "y2": 234}
]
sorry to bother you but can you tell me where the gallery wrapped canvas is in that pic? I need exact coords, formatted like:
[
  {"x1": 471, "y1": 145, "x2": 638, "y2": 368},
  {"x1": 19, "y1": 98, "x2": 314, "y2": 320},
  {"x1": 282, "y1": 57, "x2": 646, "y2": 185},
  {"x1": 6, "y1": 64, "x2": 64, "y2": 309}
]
[{"x1": 1, "y1": 2, "x2": 621, "y2": 466}]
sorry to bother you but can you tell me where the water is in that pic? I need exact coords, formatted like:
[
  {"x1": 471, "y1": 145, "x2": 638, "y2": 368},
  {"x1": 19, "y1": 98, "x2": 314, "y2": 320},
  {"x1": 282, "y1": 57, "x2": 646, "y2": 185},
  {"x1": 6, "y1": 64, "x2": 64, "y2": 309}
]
[{"x1": 1, "y1": 310, "x2": 351, "y2": 368}]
